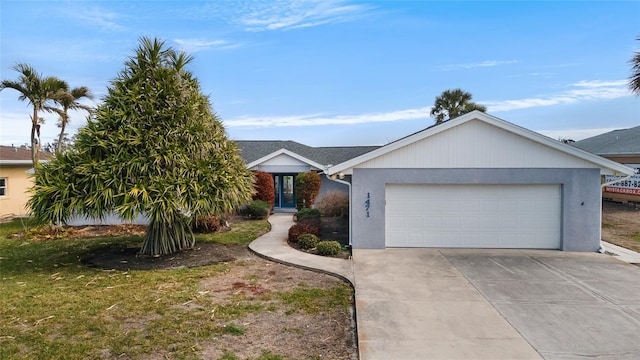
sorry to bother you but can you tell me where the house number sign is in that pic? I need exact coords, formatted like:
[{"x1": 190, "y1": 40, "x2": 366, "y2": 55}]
[{"x1": 365, "y1": 192, "x2": 371, "y2": 217}]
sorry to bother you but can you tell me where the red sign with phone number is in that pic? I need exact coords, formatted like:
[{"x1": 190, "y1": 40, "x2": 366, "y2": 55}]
[{"x1": 604, "y1": 187, "x2": 640, "y2": 196}]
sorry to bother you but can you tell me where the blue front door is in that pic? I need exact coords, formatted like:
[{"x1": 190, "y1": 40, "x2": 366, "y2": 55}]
[{"x1": 274, "y1": 174, "x2": 296, "y2": 208}]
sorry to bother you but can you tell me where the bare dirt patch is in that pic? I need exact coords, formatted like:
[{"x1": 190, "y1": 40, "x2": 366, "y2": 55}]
[
  {"x1": 199, "y1": 257, "x2": 357, "y2": 360},
  {"x1": 602, "y1": 201, "x2": 640, "y2": 252},
  {"x1": 82, "y1": 242, "x2": 252, "y2": 270}
]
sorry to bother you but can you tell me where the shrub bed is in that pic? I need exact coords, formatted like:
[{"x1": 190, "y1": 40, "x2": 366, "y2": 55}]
[
  {"x1": 297, "y1": 234, "x2": 319, "y2": 250},
  {"x1": 288, "y1": 223, "x2": 320, "y2": 243},
  {"x1": 316, "y1": 241, "x2": 342, "y2": 256}
]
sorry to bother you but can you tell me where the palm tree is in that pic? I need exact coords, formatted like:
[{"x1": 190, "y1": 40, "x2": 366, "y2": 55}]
[
  {"x1": 49, "y1": 85, "x2": 94, "y2": 153},
  {"x1": 430, "y1": 88, "x2": 487, "y2": 125},
  {"x1": 629, "y1": 36, "x2": 640, "y2": 96},
  {"x1": 1, "y1": 64, "x2": 67, "y2": 167}
]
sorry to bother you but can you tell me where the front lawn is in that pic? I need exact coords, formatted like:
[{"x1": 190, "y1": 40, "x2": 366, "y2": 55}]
[{"x1": 0, "y1": 218, "x2": 356, "y2": 360}]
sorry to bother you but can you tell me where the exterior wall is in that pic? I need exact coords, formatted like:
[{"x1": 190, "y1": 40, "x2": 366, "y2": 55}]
[
  {"x1": 355, "y1": 120, "x2": 597, "y2": 170},
  {"x1": 351, "y1": 168, "x2": 601, "y2": 252},
  {"x1": 317, "y1": 175, "x2": 349, "y2": 201},
  {"x1": 0, "y1": 166, "x2": 33, "y2": 217},
  {"x1": 251, "y1": 164, "x2": 312, "y2": 173}
]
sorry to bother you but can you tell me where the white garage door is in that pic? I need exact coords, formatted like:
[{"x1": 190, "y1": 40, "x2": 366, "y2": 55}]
[{"x1": 385, "y1": 184, "x2": 561, "y2": 249}]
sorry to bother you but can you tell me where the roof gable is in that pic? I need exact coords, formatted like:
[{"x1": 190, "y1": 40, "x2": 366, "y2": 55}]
[
  {"x1": 236, "y1": 140, "x2": 379, "y2": 168},
  {"x1": 328, "y1": 111, "x2": 635, "y2": 176},
  {"x1": 246, "y1": 149, "x2": 325, "y2": 170}
]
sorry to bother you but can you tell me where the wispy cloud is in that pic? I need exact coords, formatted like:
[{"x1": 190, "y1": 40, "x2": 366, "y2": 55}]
[
  {"x1": 237, "y1": 1, "x2": 370, "y2": 31},
  {"x1": 225, "y1": 79, "x2": 632, "y2": 129},
  {"x1": 224, "y1": 106, "x2": 431, "y2": 128},
  {"x1": 485, "y1": 80, "x2": 630, "y2": 112},
  {"x1": 173, "y1": 38, "x2": 243, "y2": 53},
  {"x1": 65, "y1": 6, "x2": 126, "y2": 32},
  {"x1": 225, "y1": 0, "x2": 373, "y2": 32},
  {"x1": 440, "y1": 60, "x2": 519, "y2": 71}
]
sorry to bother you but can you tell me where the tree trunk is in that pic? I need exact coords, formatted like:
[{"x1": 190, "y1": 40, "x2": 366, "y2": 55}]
[
  {"x1": 30, "y1": 108, "x2": 39, "y2": 171},
  {"x1": 139, "y1": 213, "x2": 195, "y2": 256},
  {"x1": 57, "y1": 119, "x2": 66, "y2": 154}
]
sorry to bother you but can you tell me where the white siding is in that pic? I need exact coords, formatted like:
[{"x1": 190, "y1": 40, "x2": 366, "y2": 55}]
[
  {"x1": 261, "y1": 153, "x2": 309, "y2": 166},
  {"x1": 357, "y1": 120, "x2": 597, "y2": 169}
]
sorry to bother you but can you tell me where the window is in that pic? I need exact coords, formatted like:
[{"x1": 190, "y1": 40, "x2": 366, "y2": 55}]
[{"x1": 0, "y1": 178, "x2": 6, "y2": 196}]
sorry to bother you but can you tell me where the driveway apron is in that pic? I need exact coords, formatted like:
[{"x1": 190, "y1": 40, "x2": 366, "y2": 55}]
[
  {"x1": 352, "y1": 249, "x2": 541, "y2": 360},
  {"x1": 353, "y1": 248, "x2": 640, "y2": 360}
]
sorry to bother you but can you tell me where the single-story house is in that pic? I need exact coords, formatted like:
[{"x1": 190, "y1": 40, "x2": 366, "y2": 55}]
[
  {"x1": 0, "y1": 145, "x2": 50, "y2": 218},
  {"x1": 240, "y1": 111, "x2": 635, "y2": 252},
  {"x1": 572, "y1": 126, "x2": 640, "y2": 204},
  {"x1": 236, "y1": 140, "x2": 379, "y2": 209}
]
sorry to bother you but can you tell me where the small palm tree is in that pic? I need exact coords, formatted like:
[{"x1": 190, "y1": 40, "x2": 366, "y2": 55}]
[
  {"x1": 1, "y1": 64, "x2": 67, "y2": 167},
  {"x1": 430, "y1": 88, "x2": 487, "y2": 125},
  {"x1": 629, "y1": 36, "x2": 640, "y2": 96},
  {"x1": 49, "y1": 85, "x2": 94, "y2": 153}
]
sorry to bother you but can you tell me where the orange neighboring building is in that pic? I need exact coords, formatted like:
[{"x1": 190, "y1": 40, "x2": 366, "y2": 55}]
[
  {"x1": 573, "y1": 126, "x2": 640, "y2": 204},
  {"x1": 0, "y1": 146, "x2": 51, "y2": 218}
]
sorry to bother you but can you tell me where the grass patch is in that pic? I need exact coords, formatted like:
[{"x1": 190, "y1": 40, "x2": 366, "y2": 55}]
[
  {"x1": 197, "y1": 220, "x2": 270, "y2": 245},
  {"x1": 634, "y1": 232, "x2": 640, "y2": 242},
  {"x1": 0, "y1": 218, "x2": 270, "y2": 359},
  {"x1": 222, "y1": 323, "x2": 247, "y2": 336},
  {"x1": 276, "y1": 283, "x2": 352, "y2": 315}
]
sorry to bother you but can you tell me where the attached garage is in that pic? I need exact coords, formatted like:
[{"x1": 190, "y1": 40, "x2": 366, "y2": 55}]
[
  {"x1": 385, "y1": 184, "x2": 561, "y2": 249},
  {"x1": 326, "y1": 111, "x2": 635, "y2": 252}
]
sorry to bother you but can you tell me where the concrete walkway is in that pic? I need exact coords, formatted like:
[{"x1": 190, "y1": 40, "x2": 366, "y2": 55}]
[
  {"x1": 601, "y1": 241, "x2": 640, "y2": 263},
  {"x1": 248, "y1": 213, "x2": 355, "y2": 284}
]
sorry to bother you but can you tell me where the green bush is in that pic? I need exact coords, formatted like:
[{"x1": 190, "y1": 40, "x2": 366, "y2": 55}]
[
  {"x1": 297, "y1": 208, "x2": 320, "y2": 221},
  {"x1": 288, "y1": 223, "x2": 319, "y2": 243},
  {"x1": 246, "y1": 200, "x2": 271, "y2": 219},
  {"x1": 316, "y1": 241, "x2": 342, "y2": 256},
  {"x1": 297, "y1": 234, "x2": 319, "y2": 250}
]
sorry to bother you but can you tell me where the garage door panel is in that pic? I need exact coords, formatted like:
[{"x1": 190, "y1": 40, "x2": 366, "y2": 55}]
[{"x1": 385, "y1": 184, "x2": 561, "y2": 249}]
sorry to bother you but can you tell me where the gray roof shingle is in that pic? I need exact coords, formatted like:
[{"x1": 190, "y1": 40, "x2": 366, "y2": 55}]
[
  {"x1": 235, "y1": 140, "x2": 380, "y2": 167},
  {"x1": 573, "y1": 126, "x2": 640, "y2": 156}
]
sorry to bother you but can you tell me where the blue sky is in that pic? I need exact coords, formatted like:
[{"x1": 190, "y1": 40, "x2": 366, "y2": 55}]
[{"x1": 1, "y1": 0, "x2": 639, "y2": 148}]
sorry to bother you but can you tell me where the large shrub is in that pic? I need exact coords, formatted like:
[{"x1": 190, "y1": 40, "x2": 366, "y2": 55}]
[
  {"x1": 295, "y1": 171, "x2": 321, "y2": 210},
  {"x1": 288, "y1": 222, "x2": 320, "y2": 243},
  {"x1": 316, "y1": 241, "x2": 342, "y2": 256},
  {"x1": 252, "y1": 171, "x2": 275, "y2": 208},
  {"x1": 27, "y1": 37, "x2": 254, "y2": 256},
  {"x1": 245, "y1": 200, "x2": 271, "y2": 219},
  {"x1": 316, "y1": 191, "x2": 349, "y2": 218},
  {"x1": 297, "y1": 234, "x2": 319, "y2": 250}
]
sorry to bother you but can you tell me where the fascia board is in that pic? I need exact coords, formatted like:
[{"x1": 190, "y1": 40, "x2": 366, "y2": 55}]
[
  {"x1": 246, "y1": 148, "x2": 325, "y2": 170},
  {"x1": 328, "y1": 111, "x2": 635, "y2": 176}
]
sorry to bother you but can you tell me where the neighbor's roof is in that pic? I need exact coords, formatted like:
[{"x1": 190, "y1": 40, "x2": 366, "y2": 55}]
[
  {"x1": 235, "y1": 140, "x2": 380, "y2": 167},
  {"x1": 572, "y1": 125, "x2": 640, "y2": 156},
  {"x1": 0, "y1": 145, "x2": 52, "y2": 165}
]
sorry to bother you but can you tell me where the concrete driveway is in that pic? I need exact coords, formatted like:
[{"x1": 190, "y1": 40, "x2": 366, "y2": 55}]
[{"x1": 352, "y1": 249, "x2": 640, "y2": 360}]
